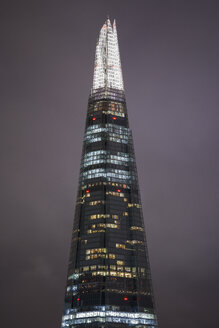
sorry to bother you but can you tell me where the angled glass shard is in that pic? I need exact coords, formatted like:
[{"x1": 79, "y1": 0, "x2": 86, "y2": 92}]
[
  {"x1": 92, "y1": 19, "x2": 124, "y2": 92},
  {"x1": 60, "y1": 18, "x2": 158, "y2": 328}
]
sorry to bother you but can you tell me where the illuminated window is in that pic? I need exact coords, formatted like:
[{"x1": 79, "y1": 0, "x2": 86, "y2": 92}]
[
  {"x1": 87, "y1": 229, "x2": 105, "y2": 234},
  {"x1": 88, "y1": 271, "x2": 137, "y2": 279},
  {"x1": 98, "y1": 265, "x2": 108, "y2": 270},
  {"x1": 108, "y1": 223, "x2": 118, "y2": 229},
  {"x1": 82, "y1": 266, "x2": 89, "y2": 271},
  {"x1": 90, "y1": 254, "x2": 106, "y2": 259},
  {"x1": 128, "y1": 203, "x2": 141, "y2": 208},
  {"x1": 110, "y1": 271, "x2": 117, "y2": 276},
  {"x1": 89, "y1": 200, "x2": 105, "y2": 206},
  {"x1": 82, "y1": 149, "x2": 134, "y2": 168},
  {"x1": 62, "y1": 309, "x2": 156, "y2": 325},
  {"x1": 103, "y1": 110, "x2": 125, "y2": 117},
  {"x1": 126, "y1": 240, "x2": 144, "y2": 245},
  {"x1": 117, "y1": 266, "x2": 123, "y2": 271},
  {"x1": 81, "y1": 168, "x2": 136, "y2": 183},
  {"x1": 130, "y1": 226, "x2": 144, "y2": 232},
  {"x1": 93, "y1": 223, "x2": 119, "y2": 229},
  {"x1": 89, "y1": 214, "x2": 119, "y2": 222},
  {"x1": 116, "y1": 243, "x2": 125, "y2": 249},
  {"x1": 86, "y1": 248, "x2": 107, "y2": 254},
  {"x1": 106, "y1": 191, "x2": 124, "y2": 197},
  {"x1": 85, "y1": 249, "x2": 117, "y2": 261},
  {"x1": 90, "y1": 214, "x2": 110, "y2": 219},
  {"x1": 77, "y1": 192, "x2": 90, "y2": 204}
]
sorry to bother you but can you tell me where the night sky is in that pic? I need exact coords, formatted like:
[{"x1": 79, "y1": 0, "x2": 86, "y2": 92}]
[{"x1": 1, "y1": 1, "x2": 219, "y2": 328}]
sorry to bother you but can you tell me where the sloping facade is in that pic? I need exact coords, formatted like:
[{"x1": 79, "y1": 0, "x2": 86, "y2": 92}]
[{"x1": 61, "y1": 19, "x2": 158, "y2": 328}]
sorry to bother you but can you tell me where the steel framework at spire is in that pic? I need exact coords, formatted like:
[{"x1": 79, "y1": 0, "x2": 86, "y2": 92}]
[{"x1": 92, "y1": 19, "x2": 124, "y2": 92}]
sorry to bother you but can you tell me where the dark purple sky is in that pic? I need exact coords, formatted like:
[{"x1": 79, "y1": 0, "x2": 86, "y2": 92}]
[{"x1": 1, "y1": 1, "x2": 219, "y2": 327}]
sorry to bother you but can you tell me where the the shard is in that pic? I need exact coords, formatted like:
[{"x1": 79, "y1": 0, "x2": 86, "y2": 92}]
[{"x1": 61, "y1": 19, "x2": 158, "y2": 328}]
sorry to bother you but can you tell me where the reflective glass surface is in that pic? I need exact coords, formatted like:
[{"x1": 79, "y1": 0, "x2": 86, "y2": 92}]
[{"x1": 61, "y1": 19, "x2": 158, "y2": 328}]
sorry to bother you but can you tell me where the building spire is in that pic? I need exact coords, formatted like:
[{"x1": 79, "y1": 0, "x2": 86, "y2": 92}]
[{"x1": 92, "y1": 18, "x2": 124, "y2": 92}]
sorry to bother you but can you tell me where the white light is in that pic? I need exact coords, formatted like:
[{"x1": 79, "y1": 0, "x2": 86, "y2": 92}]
[
  {"x1": 63, "y1": 310, "x2": 155, "y2": 321},
  {"x1": 92, "y1": 19, "x2": 124, "y2": 92},
  {"x1": 67, "y1": 273, "x2": 79, "y2": 280},
  {"x1": 81, "y1": 168, "x2": 136, "y2": 183}
]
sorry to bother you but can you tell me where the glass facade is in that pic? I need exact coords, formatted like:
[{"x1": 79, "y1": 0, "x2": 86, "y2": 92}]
[{"x1": 61, "y1": 19, "x2": 158, "y2": 328}]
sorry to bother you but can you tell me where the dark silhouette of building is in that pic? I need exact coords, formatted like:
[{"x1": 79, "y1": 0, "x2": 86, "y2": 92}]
[{"x1": 61, "y1": 19, "x2": 158, "y2": 328}]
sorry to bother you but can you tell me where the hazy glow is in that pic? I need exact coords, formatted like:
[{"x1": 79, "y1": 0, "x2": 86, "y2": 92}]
[
  {"x1": 62, "y1": 310, "x2": 156, "y2": 326},
  {"x1": 92, "y1": 19, "x2": 124, "y2": 91}
]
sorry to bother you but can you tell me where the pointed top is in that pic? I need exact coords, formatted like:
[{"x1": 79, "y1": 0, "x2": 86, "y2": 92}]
[
  {"x1": 106, "y1": 18, "x2": 111, "y2": 27},
  {"x1": 113, "y1": 19, "x2": 117, "y2": 33},
  {"x1": 92, "y1": 19, "x2": 124, "y2": 92}
]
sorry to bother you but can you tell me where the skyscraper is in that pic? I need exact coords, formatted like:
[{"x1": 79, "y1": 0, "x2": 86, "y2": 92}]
[{"x1": 61, "y1": 19, "x2": 158, "y2": 328}]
